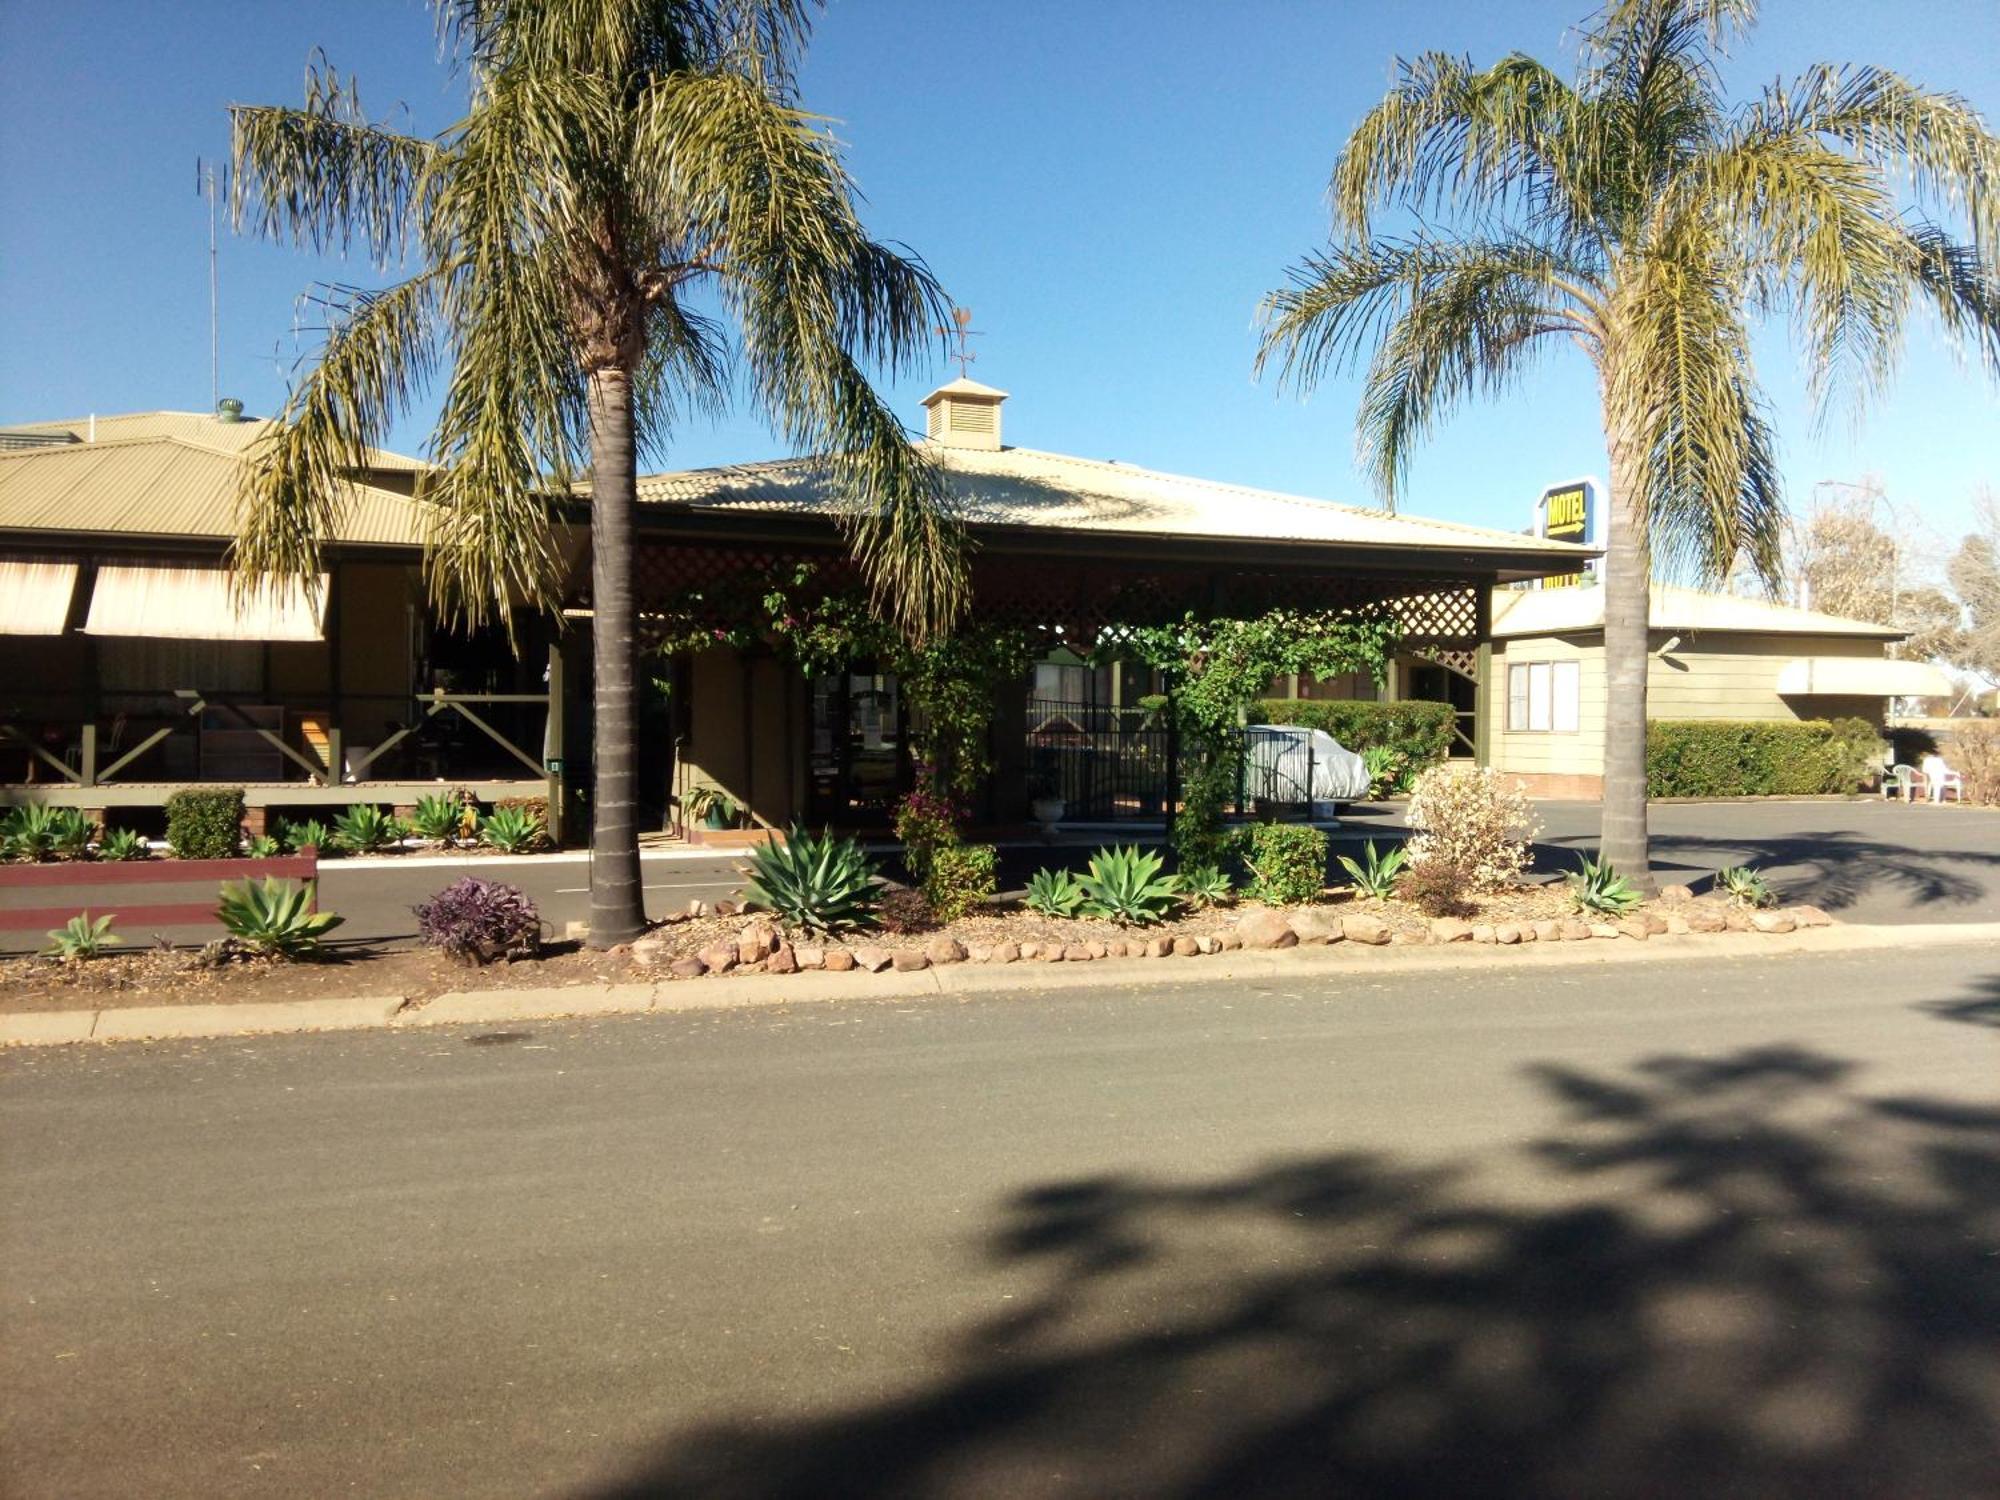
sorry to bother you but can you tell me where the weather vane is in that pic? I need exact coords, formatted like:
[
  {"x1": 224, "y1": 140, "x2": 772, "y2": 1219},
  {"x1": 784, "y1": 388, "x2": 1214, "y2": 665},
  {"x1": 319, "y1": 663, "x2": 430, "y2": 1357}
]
[{"x1": 936, "y1": 305, "x2": 982, "y2": 378}]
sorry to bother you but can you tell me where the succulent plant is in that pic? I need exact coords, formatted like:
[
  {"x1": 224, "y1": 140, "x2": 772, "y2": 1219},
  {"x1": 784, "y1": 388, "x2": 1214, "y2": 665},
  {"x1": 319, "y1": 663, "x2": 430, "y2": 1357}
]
[
  {"x1": 742, "y1": 827, "x2": 881, "y2": 934},
  {"x1": 1715, "y1": 865, "x2": 1774, "y2": 908},
  {"x1": 331, "y1": 803, "x2": 407, "y2": 855},
  {"x1": 1077, "y1": 845, "x2": 1183, "y2": 926},
  {"x1": 478, "y1": 804, "x2": 545, "y2": 854},
  {"x1": 1024, "y1": 866, "x2": 1088, "y2": 919},
  {"x1": 1336, "y1": 839, "x2": 1409, "y2": 900},
  {"x1": 43, "y1": 912, "x2": 121, "y2": 960},
  {"x1": 1178, "y1": 863, "x2": 1235, "y2": 909},
  {"x1": 216, "y1": 877, "x2": 344, "y2": 958},
  {"x1": 1567, "y1": 852, "x2": 1643, "y2": 916}
]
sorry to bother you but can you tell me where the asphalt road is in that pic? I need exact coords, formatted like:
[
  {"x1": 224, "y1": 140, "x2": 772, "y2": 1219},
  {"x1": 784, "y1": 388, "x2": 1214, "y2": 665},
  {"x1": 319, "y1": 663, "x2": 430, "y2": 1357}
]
[{"x1": 4, "y1": 946, "x2": 1998, "y2": 1498}]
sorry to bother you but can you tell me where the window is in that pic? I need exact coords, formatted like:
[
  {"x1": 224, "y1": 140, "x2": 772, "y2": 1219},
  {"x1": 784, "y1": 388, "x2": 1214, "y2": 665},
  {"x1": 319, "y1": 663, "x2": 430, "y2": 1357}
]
[{"x1": 1506, "y1": 661, "x2": 1580, "y2": 733}]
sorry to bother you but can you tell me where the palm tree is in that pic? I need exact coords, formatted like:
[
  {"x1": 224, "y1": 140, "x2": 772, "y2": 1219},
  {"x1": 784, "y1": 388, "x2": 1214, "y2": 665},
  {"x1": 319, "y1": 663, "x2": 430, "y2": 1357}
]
[
  {"x1": 1259, "y1": 0, "x2": 1999, "y2": 887},
  {"x1": 228, "y1": 0, "x2": 965, "y2": 946}
]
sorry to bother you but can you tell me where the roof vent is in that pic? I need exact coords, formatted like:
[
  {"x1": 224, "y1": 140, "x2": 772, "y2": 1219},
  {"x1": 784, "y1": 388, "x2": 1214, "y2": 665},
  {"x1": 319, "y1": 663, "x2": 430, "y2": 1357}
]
[
  {"x1": 215, "y1": 397, "x2": 245, "y2": 424},
  {"x1": 920, "y1": 378, "x2": 1007, "y2": 453}
]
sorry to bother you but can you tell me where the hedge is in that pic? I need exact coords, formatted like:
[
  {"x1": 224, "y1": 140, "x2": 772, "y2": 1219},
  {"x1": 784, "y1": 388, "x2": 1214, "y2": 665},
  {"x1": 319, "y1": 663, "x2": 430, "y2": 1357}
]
[
  {"x1": 163, "y1": 786, "x2": 246, "y2": 859},
  {"x1": 1645, "y1": 720, "x2": 1861, "y2": 797},
  {"x1": 1251, "y1": 699, "x2": 1457, "y2": 770}
]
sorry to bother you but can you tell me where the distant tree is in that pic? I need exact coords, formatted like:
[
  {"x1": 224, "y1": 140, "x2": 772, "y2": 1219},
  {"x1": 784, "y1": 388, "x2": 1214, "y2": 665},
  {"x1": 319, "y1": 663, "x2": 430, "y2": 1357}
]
[
  {"x1": 1259, "y1": 0, "x2": 2000, "y2": 888},
  {"x1": 228, "y1": 0, "x2": 964, "y2": 946},
  {"x1": 1948, "y1": 487, "x2": 2000, "y2": 682},
  {"x1": 1789, "y1": 487, "x2": 1964, "y2": 663}
]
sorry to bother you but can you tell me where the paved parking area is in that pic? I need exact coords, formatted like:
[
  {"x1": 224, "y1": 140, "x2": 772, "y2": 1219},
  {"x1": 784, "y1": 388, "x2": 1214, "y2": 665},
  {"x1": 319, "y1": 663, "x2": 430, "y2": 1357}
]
[{"x1": 1350, "y1": 798, "x2": 2000, "y2": 926}]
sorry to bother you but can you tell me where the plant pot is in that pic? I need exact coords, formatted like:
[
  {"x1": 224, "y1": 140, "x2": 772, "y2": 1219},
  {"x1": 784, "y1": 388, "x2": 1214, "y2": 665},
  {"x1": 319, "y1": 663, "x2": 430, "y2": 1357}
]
[
  {"x1": 1030, "y1": 796, "x2": 1066, "y2": 833},
  {"x1": 702, "y1": 805, "x2": 731, "y2": 830}
]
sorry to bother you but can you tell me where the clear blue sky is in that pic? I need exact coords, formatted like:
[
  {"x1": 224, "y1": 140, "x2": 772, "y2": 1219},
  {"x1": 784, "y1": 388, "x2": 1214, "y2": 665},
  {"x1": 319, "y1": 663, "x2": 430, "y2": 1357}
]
[{"x1": 3, "y1": 0, "x2": 1996, "y2": 547}]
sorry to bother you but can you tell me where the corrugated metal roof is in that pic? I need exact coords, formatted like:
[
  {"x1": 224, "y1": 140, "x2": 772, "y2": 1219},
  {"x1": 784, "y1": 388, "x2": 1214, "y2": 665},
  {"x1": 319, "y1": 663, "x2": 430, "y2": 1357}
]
[
  {"x1": 632, "y1": 442, "x2": 1593, "y2": 560},
  {"x1": 0, "y1": 410, "x2": 426, "y2": 470},
  {"x1": 1490, "y1": 582, "x2": 1906, "y2": 639},
  {"x1": 0, "y1": 432, "x2": 430, "y2": 548}
]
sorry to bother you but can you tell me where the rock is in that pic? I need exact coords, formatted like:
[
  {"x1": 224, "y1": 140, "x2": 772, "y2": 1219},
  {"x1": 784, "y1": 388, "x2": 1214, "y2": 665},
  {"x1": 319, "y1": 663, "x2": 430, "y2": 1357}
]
[
  {"x1": 1172, "y1": 936, "x2": 1201, "y2": 957},
  {"x1": 1289, "y1": 908, "x2": 1344, "y2": 945},
  {"x1": 1494, "y1": 923, "x2": 1523, "y2": 945},
  {"x1": 966, "y1": 943, "x2": 993, "y2": 964},
  {"x1": 1532, "y1": 920, "x2": 1561, "y2": 943},
  {"x1": 1237, "y1": 910, "x2": 1298, "y2": 950},
  {"x1": 698, "y1": 945, "x2": 736, "y2": 974},
  {"x1": 1685, "y1": 908, "x2": 1727, "y2": 934},
  {"x1": 1196, "y1": 935, "x2": 1220, "y2": 955},
  {"x1": 738, "y1": 924, "x2": 779, "y2": 965},
  {"x1": 1041, "y1": 943, "x2": 1067, "y2": 962},
  {"x1": 668, "y1": 957, "x2": 706, "y2": 979},
  {"x1": 1392, "y1": 927, "x2": 1430, "y2": 944},
  {"x1": 1724, "y1": 908, "x2": 1754, "y2": 932},
  {"x1": 1640, "y1": 911, "x2": 1670, "y2": 935},
  {"x1": 766, "y1": 943, "x2": 798, "y2": 974},
  {"x1": 925, "y1": 936, "x2": 967, "y2": 966},
  {"x1": 823, "y1": 948, "x2": 856, "y2": 972},
  {"x1": 712, "y1": 900, "x2": 736, "y2": 919},
  {"x1": 563, "y1": 920, "x2": 591, "y2": 943},
  {"x1": 1790, "y1": 905, "x2": 1833, "y2": 928},
  {"x1": 1019, "y1": 941, "x2": 1041, "y2": 960},
  {"x1": 629, "y1": 936, "x2": 669, "y2": 966},
  {"x1": 851, "y1": 947, "x2": 892, "y2": 973},
  {"x1": 1471, "y1": 924, "x2": 1496, "y2": 945},
  {"x1": 1216, "y1": 931, "x2": 1243, "y2": 952},
  {"x1": 607, "y1": 943, "x2": 632, "y2": 957},
  {"x1": 1085, "y1": 940, "x2": 1109, "y2": 960},
  {"x1": 1660, "y1": 884, "x2": 1695, "y2": 902},
  {"x1": 794, "y1": 944, "x2": 826, "y2": 970},
  {"x1": 1064, "y1": 943, "x2": 1094, "y2": 962},
  {"x1": 1147, "y1": 936, "x2": 1175, "y2": 958},
  {"x1": 1431, "y1": 918, "x2": 1474, "y2": 943},
  {"x1": 1751, "y1": 910, "x2": 1797, "y2": 934},
  {"x1": 1589, "y1": 923, "x2": 1621, "y2": 939},
  {"x1": 1665, "y1": 914, "x2": 1691, "y2": 935},
  {"x1": 1616, "y1": 917, "x2": 1651, "y2": 941},
  {"x1": 990, "y1": 941, "x2": 1020, "y2": 964},
  {"x1": 685, "y1": 898, "x2": 707, "y2": 919},
  {"x1": 891, "y1": 950, "x2": 929, "y2": 972},
  {"x1": 1342, "y1": 915, "x2": 1393, "y2": 946},
  {"x1": 1558, "y1": 918, "x2": 1593, "y2": 942}
]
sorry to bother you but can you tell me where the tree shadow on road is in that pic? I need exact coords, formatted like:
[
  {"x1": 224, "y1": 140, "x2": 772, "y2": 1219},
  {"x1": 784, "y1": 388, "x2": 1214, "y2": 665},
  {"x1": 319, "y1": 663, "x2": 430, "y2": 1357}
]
[
  {"x1": 1532, "y1": 827, "x2": 2000, "y2": 916},
  {"x1": 582, "y1": 994, "x2": 2000, "y2": 1499}
]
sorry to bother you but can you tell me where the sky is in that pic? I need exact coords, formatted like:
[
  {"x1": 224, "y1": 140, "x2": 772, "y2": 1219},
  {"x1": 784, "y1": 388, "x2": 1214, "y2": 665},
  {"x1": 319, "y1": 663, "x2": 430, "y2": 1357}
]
[{"x1": 2, "y1": 0, "x2": 1996, "y2": 559}]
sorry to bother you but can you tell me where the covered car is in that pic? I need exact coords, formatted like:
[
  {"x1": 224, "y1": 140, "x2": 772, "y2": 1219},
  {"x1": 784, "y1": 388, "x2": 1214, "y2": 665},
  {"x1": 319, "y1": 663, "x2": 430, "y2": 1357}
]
[{"x1": 1240, "y1": 725, "x2": 1370, "y2": 809}]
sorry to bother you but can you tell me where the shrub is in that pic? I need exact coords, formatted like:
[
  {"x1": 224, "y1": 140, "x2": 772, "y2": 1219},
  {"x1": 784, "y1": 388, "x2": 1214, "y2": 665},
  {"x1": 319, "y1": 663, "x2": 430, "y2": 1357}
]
[
  {"x1": 1646, "y1": 720, "x2": 1856, "y2": 797},
  {"x1": 1715, "y1": 865, "x2": 1774, "y2": 907},
  {"x1": 280, "y1": 816, "x2": 334, "y2": 855},
  {"x1": 478, "y1": 804, "x2": 545, "y2": 854},
  {"x1": 2, "y1": 805, "x2": 64, "y2": 862},
  {"x1": 1179, "y1": 863, "x2": 1234, "y2": 908},
  {"x1": 1825, "y1": 717, "x2": 1888, "y2": 789},
  {"x1": 43, "y1": 912, "x2": 121, "y2": 960},
  {"x1": 1567, "y1": 852, "x2": 1642, "y2": 915},
  {"x1": 1951, "y1": 721, "x2": 2000, "y2": 807},
  {"x1": 216, "y1": 877, "x2": 344, "y2": 958},
  {"x1": 892, "y1": 781, "x2": 961, "y2": 883},
  {"x1": 1336, "y1": 839, "x2": 1409, "y2": 900},
  {"x1": 1171, "y1": 810, "x2": 1247, "y2": 873},
  {"x1": 1251, "y1": 699, "x2": 1457, "y2": 777},
  {"x1": 98, "y1": 827, "x2": 150, "y2": 861},
  {"x1": 1395, "y1": 859, "x2": 1474, "y2": 918},
  {"x1": 1025, "y1": 867, "x2": 1088, "y2": 918},
  {"x1": 413, "y1": 877, "x2": 542, "y2": 964},
  {"x1": 1242, "y1": 822, "x2": 1329, "y2": 906},
  {"x1": 1404, "y1": 765, "x2": 1537, "y2": 890},
  {"x1": 1360, "y1": 745, "x2": 1407, "y2": 799},
  {"x1": 165, "y1": 787, "x2": 244, "y2": 860},
  {"x1": 743, "y1": 827, "x2": 881, "y2": 933},
  {"x1": 877, "y1": 886, "x2": 936, "y2": 934},
  {"x1": 331, "y1": 803, "x2": 407, "y2": 855},
  {"x1": 1077, "y1": 845, "x2": 1184, "y2": 925},
  {"x1": 922, "y1": 842, "x2": 997, "y2": 923}
]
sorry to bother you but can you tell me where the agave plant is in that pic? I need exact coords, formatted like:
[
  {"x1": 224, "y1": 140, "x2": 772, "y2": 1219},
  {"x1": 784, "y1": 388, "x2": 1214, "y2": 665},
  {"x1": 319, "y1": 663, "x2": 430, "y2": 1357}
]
[
  {"x1": 48, "y1": 808, "x2": 96, "y2": 860},
  {"x1": 280, "y1": 817, "x2": 334, "y2": 855},
  {"x1": 1024, "y1": 867, "x2": 1088, "y2": 919},
  {"x1": 332, "y1": 803, "x2": 407, "y2": 855},
  {"x1": 1178, "y1": 863, "x2": 1235, "y2": 910},
  {"x1": 2, "y1": 804, "x2": 64, "y2": 862},
  {"x1": 1715, "y1": 865, "x2": 1774, "y2": 908},
  {"x1": 742, "y1": 827, "x2": 880, "y2": 934},
  {"x1": 247, "y1": 834, "x2": 283, "y2": 858},
  {"x1": 1567, "y1": 852, "x2": 1643, "y2": 916},
  {"x1": 478, "y1": 804, "x2": 545, "y2": 855},
  {"x1": 1077, "y1": 845, "x2": 1184, "y2": 926},
  {"x1": 1336, "y1": 839, "x2": 1410, "y2": 900},
  {"x1": 410, "y1": 793, "x2": 467, "y2": 847},
  {"x1": 216, "y1": 877, "x2": 344, "y2": 958},
  {"x1": 98, "y1": 827, "x2": 150, "y2": 861},
  {"x1": 43, "y1": 912, "x2": 121, "y2": 960},
  {"x1": 1361, "y1": 745, "x2": 1406, "y2": 799}
]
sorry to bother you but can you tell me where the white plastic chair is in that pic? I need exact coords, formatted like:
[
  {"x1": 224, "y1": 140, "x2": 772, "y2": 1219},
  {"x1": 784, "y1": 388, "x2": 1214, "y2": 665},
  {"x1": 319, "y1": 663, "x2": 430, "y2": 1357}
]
[
  {"x1": 1920, "y1": 755, "x2": 1964, "y2": 803},
  {"x1": 1881, "y1": 763, "x2": 1921, "y2": 801}
]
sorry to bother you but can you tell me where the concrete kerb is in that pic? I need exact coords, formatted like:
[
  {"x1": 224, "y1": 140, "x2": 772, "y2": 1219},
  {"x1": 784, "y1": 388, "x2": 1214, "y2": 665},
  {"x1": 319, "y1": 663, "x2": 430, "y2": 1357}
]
[{"x1": 5, "y1": 921, "x2": 1997, "y2": 1048}]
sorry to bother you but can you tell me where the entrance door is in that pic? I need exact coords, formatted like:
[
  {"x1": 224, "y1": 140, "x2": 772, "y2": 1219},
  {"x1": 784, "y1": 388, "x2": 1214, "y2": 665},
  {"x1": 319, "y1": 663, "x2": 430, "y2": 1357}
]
[
  {"x1": 1408, "y1": 663, "x2": 1478, "y2": 757},
  {"x1": 807, "y1": 666, "x2": 906, "y2": 824}
]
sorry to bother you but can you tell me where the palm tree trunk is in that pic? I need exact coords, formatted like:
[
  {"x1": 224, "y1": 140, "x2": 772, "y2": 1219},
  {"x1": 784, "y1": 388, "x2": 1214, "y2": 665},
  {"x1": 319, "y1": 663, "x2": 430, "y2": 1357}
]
[
  {"x1": 586, "y1": 364, "x2": 646, "y2": 946},
  {"x1": 1600, "y1": 427, "x2": 1655, "y2": 892}
]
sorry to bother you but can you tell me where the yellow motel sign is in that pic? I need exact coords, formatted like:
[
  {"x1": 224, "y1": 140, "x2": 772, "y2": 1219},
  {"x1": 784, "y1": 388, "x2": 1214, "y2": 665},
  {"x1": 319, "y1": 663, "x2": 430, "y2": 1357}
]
[{"x1": 1535, "y1": 479, "x2": 1597, "y2": 589}]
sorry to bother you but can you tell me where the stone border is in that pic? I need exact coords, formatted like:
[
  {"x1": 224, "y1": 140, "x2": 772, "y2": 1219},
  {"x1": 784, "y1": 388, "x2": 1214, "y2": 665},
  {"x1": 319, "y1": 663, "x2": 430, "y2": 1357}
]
[{"x1": 4, "y1": 918, "x2": 1994, "y2": 1050}]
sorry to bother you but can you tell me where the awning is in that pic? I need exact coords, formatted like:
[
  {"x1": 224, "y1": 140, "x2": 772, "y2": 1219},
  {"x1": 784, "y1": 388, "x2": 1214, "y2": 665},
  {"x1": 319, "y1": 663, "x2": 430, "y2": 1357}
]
[
  {"x1": 1777, "y1": 656, "x2": 1954, "y2": 699},
  {"x1": 0, "y1": 559, "x2": 78, "y2": 634},
  {"x1": 81, "y1": 565, "x2": 329, "y2": 642}
]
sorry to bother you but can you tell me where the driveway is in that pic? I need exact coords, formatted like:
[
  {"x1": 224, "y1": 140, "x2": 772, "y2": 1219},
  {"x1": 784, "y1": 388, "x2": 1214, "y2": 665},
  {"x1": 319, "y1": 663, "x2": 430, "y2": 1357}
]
[
  {"x1": 3, "y1": 946, "x2": 1996, "y2": 1498},
  {"x1": 1347, "y1": 798, "x2": 2000, "y2": 927}
]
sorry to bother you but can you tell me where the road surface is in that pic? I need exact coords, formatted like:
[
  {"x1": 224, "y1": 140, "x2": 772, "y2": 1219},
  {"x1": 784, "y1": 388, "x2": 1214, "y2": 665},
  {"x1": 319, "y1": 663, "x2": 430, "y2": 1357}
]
[{"x1": 4, "y1": 945, "x2": 1998, "y2": 1497}]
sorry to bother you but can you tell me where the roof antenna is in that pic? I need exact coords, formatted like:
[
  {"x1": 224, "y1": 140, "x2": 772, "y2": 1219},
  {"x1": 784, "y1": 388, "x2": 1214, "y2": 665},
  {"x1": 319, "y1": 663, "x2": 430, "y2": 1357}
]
[
  {"x1": 196, "y1": 158, "x2": 226, "y2": 411},
  {"x1": 934, "y1": 305, "x2": 982, "y2": 379}
]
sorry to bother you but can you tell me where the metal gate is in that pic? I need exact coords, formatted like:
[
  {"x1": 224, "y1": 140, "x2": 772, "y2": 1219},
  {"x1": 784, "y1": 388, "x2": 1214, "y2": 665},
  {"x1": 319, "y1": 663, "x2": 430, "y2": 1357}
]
[{"x1": 1024, "y1": 702, "x2": 1174, "y2": 821}]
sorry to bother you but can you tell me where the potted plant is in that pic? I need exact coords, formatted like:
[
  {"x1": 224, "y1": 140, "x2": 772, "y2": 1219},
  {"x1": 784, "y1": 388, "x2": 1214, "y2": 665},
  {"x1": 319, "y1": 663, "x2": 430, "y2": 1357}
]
[
  {"x1": 682, "y1": 785, "x2": 740, "y2": 832},
  {"x1": 1027, "y1": 775, "x2": 1065, "y2": 835}
]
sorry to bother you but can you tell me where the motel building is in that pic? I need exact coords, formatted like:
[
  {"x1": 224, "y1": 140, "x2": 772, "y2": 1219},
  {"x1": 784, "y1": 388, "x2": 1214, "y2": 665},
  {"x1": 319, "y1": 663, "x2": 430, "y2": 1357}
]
[{"x1": 0, "y1": 383, "x2": 1942, "y2": 840}]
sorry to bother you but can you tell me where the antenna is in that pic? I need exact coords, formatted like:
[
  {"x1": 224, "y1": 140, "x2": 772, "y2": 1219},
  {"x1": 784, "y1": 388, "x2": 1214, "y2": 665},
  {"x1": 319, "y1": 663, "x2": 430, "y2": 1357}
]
[
  {"x1": 196, "y1": 159, "x2": 225, "y2": 408},
  {"x1": 934, "y1": 305, "x2": 983, "y2": 379}
]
